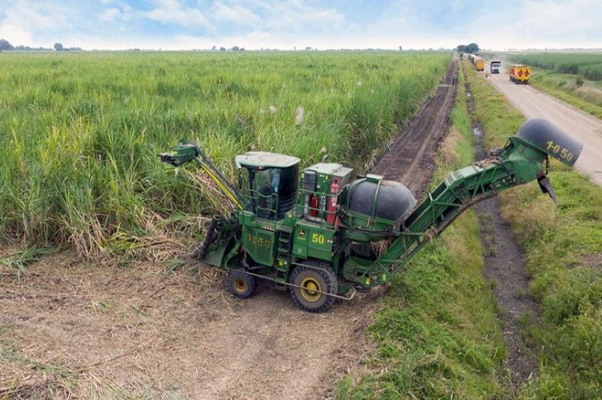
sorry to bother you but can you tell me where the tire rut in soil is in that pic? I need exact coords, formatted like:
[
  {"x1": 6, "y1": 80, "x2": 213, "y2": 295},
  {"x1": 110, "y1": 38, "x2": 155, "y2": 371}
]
[
  {"x1": 475, "y1": 198, "x2": 540, "y2": 391},
  {"x1": 371, "y1": 60, "x2": 458, "y2": 196},
  {"x1": 465, "y1": 68, "x2": 540, "y2": 393}
]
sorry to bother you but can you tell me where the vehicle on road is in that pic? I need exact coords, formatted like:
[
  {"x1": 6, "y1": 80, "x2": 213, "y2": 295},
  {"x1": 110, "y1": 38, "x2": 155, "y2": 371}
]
[
  {"x1": 510, "y1": 64, "x2": 531, "y2": 84},
  {"x1": 490, "y1": 60, "x2": 501, "y2": 74}
]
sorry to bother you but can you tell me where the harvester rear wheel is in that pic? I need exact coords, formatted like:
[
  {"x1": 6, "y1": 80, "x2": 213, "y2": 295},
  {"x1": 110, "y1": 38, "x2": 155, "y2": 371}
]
[
  {"x1": 227, "y1": 270, "x2": 256, "y2": 299},
  {"x1": 289, "y1": 262, "x2": 337, "y2": 313}
]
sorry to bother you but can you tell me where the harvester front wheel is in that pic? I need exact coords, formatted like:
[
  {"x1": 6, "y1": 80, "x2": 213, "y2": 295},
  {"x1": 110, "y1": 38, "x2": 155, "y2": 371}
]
[
  {"x1": 289, "y1": 262, "x2": 338, "y2": 313},
  {"x1": 227, "y1": 270, "x2": 256, "y2": 299}
]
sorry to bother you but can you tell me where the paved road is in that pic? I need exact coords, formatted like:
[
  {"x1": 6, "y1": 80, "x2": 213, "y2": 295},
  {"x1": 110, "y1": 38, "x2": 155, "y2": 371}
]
[{"x1": 486, "y1": 67, "x2": 602, "y2": 186}]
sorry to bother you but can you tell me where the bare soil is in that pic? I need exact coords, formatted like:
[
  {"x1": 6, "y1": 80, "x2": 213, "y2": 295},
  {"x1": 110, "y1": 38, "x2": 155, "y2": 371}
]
[
  {"x1": 1, "y1": 253, "x2": 382, "y2": 399},
  {"x1": 475, "y1": 197, "x2": 540, "y2": 392},
  {"x1": 372, "y1": 60, "x2": 458, "y2": 197},
  {"x1": 0, "y1": 63, "x2": 458, "y2": 399}
]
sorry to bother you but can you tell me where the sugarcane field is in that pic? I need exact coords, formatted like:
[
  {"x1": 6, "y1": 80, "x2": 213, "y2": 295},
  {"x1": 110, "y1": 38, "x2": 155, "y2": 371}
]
[{"x1": 1, "y1": 3, "x2": 602, "y2": 399}]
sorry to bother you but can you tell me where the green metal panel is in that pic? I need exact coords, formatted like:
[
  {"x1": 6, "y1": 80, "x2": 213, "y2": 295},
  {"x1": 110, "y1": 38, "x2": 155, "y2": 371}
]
[
  {"x1": 297, "y1": 163, "x2": 353, "y2": 222},
  {"x1": 340, "y1": 122, "x2": 584, "y2": 288},
  {"x1": 303, "y1": 163, "x2": 352, "y2": 193},
  {"x1": 292, "y1": 221, "x2": 334, "y2": 262},
  {"x1": 203, "y1": 243, "x2": 230, "y2": 268},
  {"x1": 242, "y1": 225, "x2": 275, "y2": 266},
  {"x1": 343, "y1": 256, "x2": 391, "y2": 287},
  {"x1": 307, "y1": 228, "x2": 334, "y2": 261},
  {"x1": 292, "y1": 226, "x2": 308, "y2": 258}
]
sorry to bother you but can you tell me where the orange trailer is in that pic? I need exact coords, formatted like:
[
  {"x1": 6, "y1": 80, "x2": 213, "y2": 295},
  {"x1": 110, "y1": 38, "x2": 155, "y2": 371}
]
[{"x1": 509, "y1": 65, "x2": 531, "y2": 84}]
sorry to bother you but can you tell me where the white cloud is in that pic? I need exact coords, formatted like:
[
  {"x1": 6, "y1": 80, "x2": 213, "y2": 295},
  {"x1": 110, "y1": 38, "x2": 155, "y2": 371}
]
[
  {"x1": 521, "y1": 0, "x2": 601, "y2": 40},
  {"x1": 1, "y1": 0, "x2": 600, "y2": 51},
  {"x1": 3, "y1": 2, "x2": 67, "y2": 30},
  {"x1": 458, "y1": 0, "x2": 602, "y2": 49},
  {"x1": 188, "y1": 0, "x2": 349, "y2": 50},
  {"x1": 99, "y1": 3, "x2": 134, "y2": 23},
  {"x1": 0, "y1": 1, "x2": 69, "y2": 46},
  {"x1": 0, "y1": 21, "x2": 34, "y2": 46},
  {"x1": 171, "y1": 34, "x2": 216, "y2": 49},
  {"x1": 211, "y1": 3, "x2": 262, "y2": 26},
  {"x1": 100, "y1": 8, "x2": 122, "y2": 22},
  {"x1": 265, "y1": 1, "x2": 345, "y2": 31},
  {"x1": 145, "y1": 0, "x2": 209, "y2": 27}
]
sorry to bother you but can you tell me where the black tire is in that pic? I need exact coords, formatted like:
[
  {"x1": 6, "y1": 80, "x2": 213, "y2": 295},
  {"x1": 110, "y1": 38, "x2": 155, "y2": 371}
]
[
  {"x1": 289, "y1": 262, "x2": 338, "y2": 313},
  {"x1": 227, "y1": 270, "x2": 256, "y2": 299}
]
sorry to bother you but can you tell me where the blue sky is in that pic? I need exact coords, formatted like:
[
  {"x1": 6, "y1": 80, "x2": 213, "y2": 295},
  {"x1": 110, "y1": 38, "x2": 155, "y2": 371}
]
[{"x1": 1, "y1": 0, "x2": 600, "y2": 50}]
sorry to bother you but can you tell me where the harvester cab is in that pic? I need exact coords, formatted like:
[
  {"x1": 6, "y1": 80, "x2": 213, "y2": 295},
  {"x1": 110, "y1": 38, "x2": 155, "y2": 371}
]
[
  {"x1": 160, "y1": 118, "x2": 583, "y2": 313},
  {"x1": 235, "y1": 152, "x2": 300, "y2": 220},
  {"x1": 234, "y1": 155, "x2": 355, "y2": 224}
]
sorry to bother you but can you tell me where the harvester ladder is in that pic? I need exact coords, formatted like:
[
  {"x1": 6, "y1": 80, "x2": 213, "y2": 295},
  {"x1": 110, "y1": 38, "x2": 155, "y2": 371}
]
[
  {"x1": 275, "y1": 228, "x2": 294, "y2": 289},
  {"x1": 277, "y1": 229, "x2": 292, "y2": 264}
]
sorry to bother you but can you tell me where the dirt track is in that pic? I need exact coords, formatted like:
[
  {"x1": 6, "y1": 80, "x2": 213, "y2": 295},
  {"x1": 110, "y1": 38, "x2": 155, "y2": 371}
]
[
  {"x1": 372, "y1": 60, "x2": 458, "y2": 196},
  {"x1": 0, "y1": 62, "x2": 457, "y2": 399},
  {"x1": 486, "y1": 67, "x2": 602, "y2": 186}
]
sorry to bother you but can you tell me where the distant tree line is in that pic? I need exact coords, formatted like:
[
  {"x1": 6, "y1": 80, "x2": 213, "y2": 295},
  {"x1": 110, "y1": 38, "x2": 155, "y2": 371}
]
[
  {"x1": 456, "y1": 43, "x2": 480, "y2": 55},
  {"x1": 211, "y1": 45, "x2": 246, "y2": 51},
  {"x1": 0, "y1": 39, "x2": 80, "y2": 51}
]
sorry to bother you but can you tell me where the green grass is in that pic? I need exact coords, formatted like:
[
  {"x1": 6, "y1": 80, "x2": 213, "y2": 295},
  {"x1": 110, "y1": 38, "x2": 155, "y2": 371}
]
[
  {"x1": 343, "y1": 59, "x2": 602, "y2": 399},
  {"x1": 0, "y1": 246, "x2": 56, "y2": 279},
  {"x1": 339, "y1": 61, "x2": 509, "y2": 399},
  {"x1": 466, "y1": 60, "x2": 602, "y2": 399},
  {"x1": 524, "y1": 69, "x2": 602, "y2": 120},
  {"x1": 500, "y1": 172, "x2": 602, "y2": 400},
  {"x1": 0, "y1": 51, "x2": 450, "y2": 257},
  {"x1": 467, "y1": 67, "x2": 525, "y2": 150}
]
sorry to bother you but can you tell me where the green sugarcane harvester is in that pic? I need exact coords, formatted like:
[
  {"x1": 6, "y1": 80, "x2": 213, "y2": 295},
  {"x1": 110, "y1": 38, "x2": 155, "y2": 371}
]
[{"x1": 159, "y1": 119, "x2": 583, "y2": 313}]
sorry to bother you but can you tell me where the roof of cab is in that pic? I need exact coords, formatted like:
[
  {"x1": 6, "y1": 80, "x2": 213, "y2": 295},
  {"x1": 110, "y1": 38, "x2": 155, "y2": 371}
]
[{"x1": 235, "y1": 151, "x2": 300, "y2": 169}]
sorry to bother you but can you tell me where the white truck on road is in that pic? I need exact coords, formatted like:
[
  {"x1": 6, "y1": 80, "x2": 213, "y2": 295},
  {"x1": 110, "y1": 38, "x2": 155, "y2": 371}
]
[{"x1": 490, "y1": 60, "x2": 501, "y2": 74}]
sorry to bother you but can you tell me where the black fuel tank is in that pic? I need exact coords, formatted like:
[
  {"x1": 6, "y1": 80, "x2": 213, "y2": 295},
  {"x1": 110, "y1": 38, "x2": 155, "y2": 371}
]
[{"x1": 346, "y1": 176, "x2": 416, "y2": 224}]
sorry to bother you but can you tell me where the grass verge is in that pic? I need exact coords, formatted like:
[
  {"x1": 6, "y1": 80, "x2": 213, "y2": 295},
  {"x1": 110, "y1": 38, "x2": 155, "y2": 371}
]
[
  {"x1": 338, "y1": 62, "x2": 509, "y2": 399},
  {"x1": 529, "y1": 72, "x2": 602, "y2": 120},
  {"x1": 466, "y1": 63, "x2": 602, "y2": 399}
]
